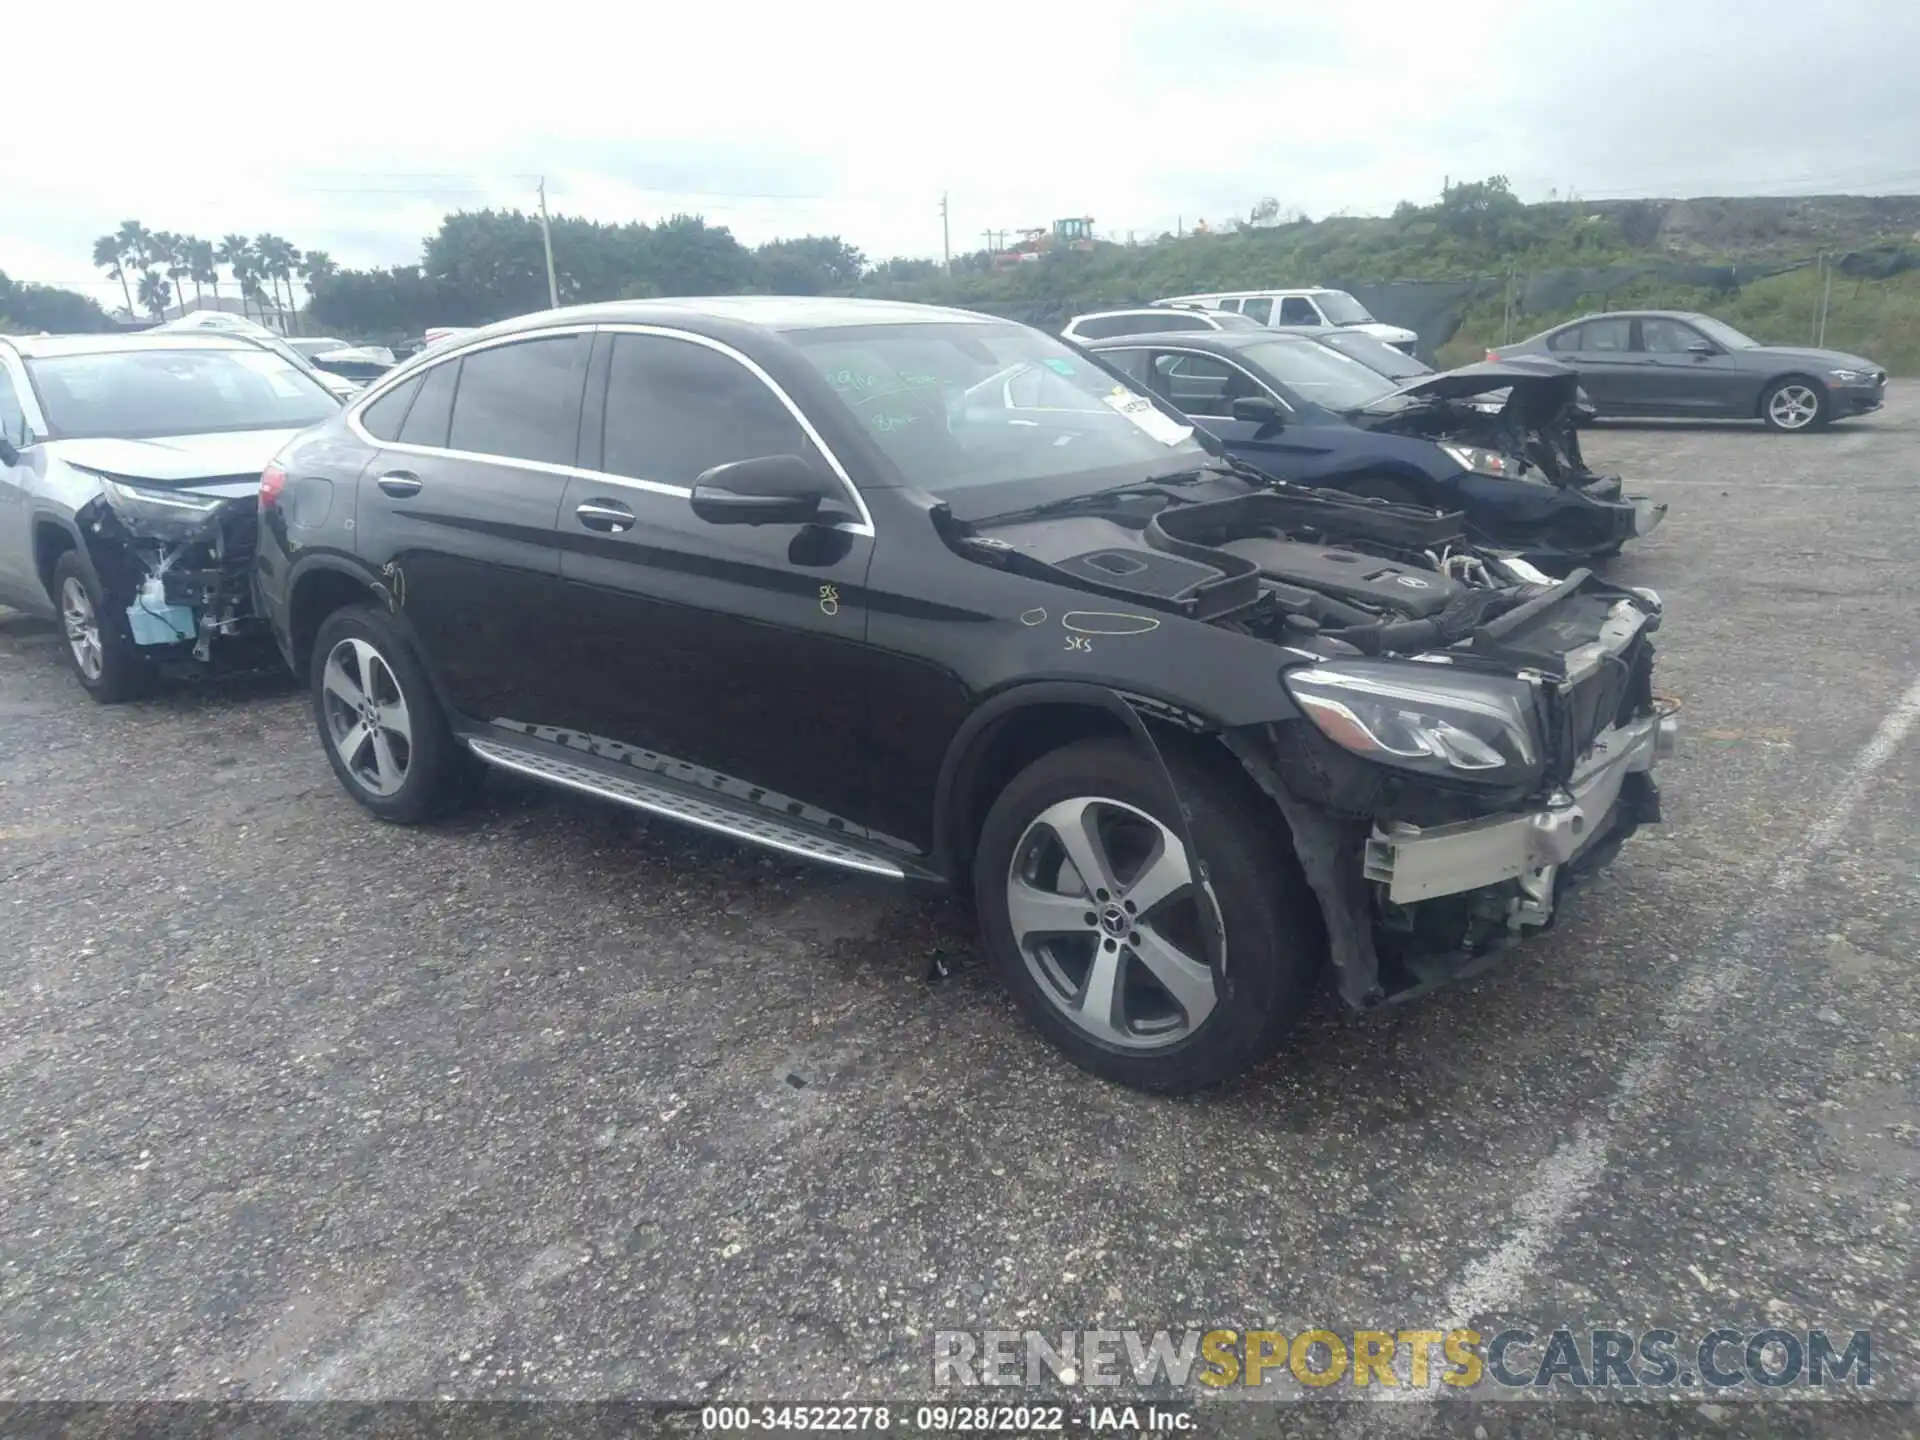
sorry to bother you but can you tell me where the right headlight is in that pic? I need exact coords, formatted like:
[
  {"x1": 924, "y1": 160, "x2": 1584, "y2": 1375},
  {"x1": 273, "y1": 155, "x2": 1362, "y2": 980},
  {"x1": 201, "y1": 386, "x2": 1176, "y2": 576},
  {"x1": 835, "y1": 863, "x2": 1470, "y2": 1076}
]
[{"x1": 1283, "y1": 660, "x2": 1542, "y2": 783}]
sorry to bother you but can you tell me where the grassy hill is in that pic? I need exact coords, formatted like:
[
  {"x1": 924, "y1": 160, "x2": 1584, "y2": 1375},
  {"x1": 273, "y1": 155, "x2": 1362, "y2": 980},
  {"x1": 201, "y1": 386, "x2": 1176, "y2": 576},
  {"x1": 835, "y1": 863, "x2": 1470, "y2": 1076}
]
[{"x1": 858, "y1": 181, "x2": 1920, "y2": 371}]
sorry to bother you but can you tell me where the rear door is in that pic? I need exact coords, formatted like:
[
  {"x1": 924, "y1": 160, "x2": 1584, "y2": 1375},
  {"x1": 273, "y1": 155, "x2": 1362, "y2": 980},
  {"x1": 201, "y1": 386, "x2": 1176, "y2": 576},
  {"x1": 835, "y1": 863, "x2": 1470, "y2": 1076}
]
[
  {"x1": 547, "y1": 327, "x2": 880, "y2": 835},
  {"x1": 350, "y1": 331, "x2": 589, "y2": 722},
  {"x1": 1547, "y1": 316, "x2": 1638, "y2": 410}
]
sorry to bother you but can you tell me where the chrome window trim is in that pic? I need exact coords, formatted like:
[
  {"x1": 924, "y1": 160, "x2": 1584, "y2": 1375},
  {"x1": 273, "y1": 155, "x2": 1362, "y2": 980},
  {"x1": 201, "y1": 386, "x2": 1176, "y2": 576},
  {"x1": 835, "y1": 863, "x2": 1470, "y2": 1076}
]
[
  {"x1": 594, "y1": 323, "x2": 873, "y2": 536},
  {"x1": 344, "y1": 320, "x2": 875, "y2": 537}
]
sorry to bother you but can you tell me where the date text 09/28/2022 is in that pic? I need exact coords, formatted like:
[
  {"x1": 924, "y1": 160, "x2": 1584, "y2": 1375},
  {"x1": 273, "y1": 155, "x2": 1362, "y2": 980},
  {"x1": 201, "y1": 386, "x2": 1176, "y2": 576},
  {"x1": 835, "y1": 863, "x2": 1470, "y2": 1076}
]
[{"x1": 699, "y1": 1403, "x2": 1190, "y2": 1433}]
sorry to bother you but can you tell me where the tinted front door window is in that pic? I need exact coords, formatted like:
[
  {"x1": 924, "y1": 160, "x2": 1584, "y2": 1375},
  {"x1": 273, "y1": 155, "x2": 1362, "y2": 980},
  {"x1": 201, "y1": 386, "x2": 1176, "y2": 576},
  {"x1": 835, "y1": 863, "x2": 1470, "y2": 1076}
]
[
  {"x1": 601, "y1": 334, "x2": 811, "y2": 485},
  {"x1": 1277, "y1": 297, "x2": 1320, "y2": 324},
  {"x1": 447, "y1": 336, "x2": 584, "y2": 465}
]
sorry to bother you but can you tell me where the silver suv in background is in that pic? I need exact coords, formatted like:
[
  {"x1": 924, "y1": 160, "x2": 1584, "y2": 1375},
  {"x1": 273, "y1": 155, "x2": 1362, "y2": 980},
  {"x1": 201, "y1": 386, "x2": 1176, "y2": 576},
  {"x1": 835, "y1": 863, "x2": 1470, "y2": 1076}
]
[
  {"x1": 0, "y1": 332, "x2": 341, "y2": 700},
  {"x1": 1060, "y1": 307, "x2": 1264, "y2": 342},
  {"x1": 1156, "y1": 288, "x2": 1420, "y2": 353}
]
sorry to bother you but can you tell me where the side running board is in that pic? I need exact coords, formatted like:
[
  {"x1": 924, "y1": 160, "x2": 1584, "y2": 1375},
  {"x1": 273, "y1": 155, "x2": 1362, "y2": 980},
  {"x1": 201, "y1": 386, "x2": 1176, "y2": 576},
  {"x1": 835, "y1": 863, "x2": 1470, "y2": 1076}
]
[{"x1": 466, "y1": 736, "x2": 909, "y2": 880}]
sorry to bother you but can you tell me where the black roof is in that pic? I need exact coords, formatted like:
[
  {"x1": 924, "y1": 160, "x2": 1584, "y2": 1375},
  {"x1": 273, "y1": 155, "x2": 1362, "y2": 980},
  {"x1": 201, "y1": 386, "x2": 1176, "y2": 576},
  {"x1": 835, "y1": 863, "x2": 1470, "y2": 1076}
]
[{"x1": 449, "y1": 296, "x2": 1001, "y2": 348}]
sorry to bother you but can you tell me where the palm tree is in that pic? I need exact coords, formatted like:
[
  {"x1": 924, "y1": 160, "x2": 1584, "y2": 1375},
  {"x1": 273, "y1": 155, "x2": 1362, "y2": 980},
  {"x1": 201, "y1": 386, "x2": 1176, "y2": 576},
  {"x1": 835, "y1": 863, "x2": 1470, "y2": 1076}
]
[
  {"x1": 187, "y1": 237, "x2": 217, "y2": 311},
  {"x1": 254, "y1": 234, "x2": 300, "y2": 333},
  {"x1": 239, "y1": 270, "x2": 269, "y2": 327},
  {"x1": 92, "y1": 234, "x2": 135, "y2": 320},
  {"x1": 114, "y1": 219, "x2": 154, "y2": 279},
  {"x1": 216, "y1": 234, "x2": 252, "y2": 317},
  {"x1": 154, "y1": 231, "x2": 190, "y2": 318},
  {"x1": 136, "y1": 270, "x2": 173, "y2": 322}
]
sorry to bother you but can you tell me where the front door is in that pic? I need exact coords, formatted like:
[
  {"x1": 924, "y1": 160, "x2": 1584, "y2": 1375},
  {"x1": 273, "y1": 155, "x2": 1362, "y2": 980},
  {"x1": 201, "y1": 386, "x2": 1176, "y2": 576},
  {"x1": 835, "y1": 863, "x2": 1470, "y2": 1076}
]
[
  {"x1": 351, "y1": 331, "x2": 589, "y2": 722},
  {"x1": 547, "y1": 328, "x2": 879, "y2": 837},
  {"x1": 1631, "y1": 316, "x2": 1752, "y2": 415},
  {"x1": 1134, "y1": 349, "x2": 1336, "y2": 480}
]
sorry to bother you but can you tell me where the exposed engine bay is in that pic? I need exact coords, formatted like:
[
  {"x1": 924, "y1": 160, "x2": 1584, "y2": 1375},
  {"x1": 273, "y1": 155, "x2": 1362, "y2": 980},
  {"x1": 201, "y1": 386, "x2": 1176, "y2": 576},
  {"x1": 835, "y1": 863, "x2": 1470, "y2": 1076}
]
[
  {"x1": 74, "y1": 471, "x2": 264, "y2": 667},
  {"x1": 947, "y1": 477, "x2": 1675, "y2": 1007}
]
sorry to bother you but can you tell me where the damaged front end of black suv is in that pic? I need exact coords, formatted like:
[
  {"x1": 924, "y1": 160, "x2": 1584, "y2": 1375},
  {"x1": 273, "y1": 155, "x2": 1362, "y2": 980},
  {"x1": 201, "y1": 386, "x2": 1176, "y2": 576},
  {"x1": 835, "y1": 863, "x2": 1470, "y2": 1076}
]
[{"x1": 954, "y1": 478, "x2": 1676, "y2": 1010}]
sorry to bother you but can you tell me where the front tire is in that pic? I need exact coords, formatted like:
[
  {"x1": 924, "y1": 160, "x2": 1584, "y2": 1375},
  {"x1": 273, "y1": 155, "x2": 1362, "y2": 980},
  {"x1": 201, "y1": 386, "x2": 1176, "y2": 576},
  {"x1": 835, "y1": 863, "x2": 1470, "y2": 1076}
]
[
  {"x1": 973, "y1": 737, "x2": 1317, "y2": 1092},
  {"x1": 310, "y1": 603, "x2": 476, "y2": 824},
  {"x1": 1761, "y1": 376, "x2": 1828, "y2": 432},
  {"x1": 52, "y1": 551, "x2": 154, "y2": 704}
]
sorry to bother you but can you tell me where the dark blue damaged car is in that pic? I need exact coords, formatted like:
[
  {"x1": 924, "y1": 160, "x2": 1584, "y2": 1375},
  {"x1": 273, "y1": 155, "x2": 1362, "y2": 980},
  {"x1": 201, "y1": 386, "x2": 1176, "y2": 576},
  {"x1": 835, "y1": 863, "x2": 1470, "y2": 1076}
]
[{"x1": 1083, "y1": 331, "x2": 1665, "y2": 563}]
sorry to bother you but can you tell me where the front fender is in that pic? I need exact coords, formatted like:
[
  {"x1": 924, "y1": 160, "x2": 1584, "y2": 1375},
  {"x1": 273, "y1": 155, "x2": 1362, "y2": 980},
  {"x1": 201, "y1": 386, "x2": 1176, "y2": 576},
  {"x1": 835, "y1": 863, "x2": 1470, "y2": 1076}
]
[{"x1": 932, "y1": 679, "x2": 1231, "y2": 976}]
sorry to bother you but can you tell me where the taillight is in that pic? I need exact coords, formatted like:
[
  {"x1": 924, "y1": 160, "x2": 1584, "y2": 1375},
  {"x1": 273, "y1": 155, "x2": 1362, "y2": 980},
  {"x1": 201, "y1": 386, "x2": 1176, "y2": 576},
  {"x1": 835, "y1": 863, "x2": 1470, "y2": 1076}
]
[
  {"x1": 259, "y1": 463, "x2": 286, "y2": 509},
  {"x1": 1484, "y1": 349, "x2": 1500, "y2": 362}
]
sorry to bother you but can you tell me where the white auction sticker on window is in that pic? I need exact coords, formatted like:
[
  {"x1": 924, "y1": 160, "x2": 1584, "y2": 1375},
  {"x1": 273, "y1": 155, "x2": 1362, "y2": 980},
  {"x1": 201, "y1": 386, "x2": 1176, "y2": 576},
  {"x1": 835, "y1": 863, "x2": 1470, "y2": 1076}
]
[{"x1": 1103, "y1": 389, "x2": 1192, "y2": 446}]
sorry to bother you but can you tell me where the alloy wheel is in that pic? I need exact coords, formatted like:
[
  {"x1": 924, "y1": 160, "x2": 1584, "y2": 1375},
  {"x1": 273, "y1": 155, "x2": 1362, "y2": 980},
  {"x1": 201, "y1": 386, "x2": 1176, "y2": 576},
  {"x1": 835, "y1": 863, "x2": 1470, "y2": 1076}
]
[
  {"x1": 60, "y1": 576, "x2": 103, "y2": 681},
  {"x1": 321, "y1": 637, "x2": 413, "y2": 797},
  {"x1": 1767, "y1": 384, "x2": 1821, "y2": 430},
  {"x1": 1006, "y1": 796, "x2": 1218, "y2": 1050}
]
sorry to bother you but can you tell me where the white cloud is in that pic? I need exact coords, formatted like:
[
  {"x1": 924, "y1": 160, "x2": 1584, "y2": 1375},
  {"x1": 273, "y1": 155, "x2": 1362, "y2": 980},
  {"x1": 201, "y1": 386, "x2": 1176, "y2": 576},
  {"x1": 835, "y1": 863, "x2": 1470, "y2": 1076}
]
[{"x1": 11, "y1": 0, "x2": 1919, "y2": 309}]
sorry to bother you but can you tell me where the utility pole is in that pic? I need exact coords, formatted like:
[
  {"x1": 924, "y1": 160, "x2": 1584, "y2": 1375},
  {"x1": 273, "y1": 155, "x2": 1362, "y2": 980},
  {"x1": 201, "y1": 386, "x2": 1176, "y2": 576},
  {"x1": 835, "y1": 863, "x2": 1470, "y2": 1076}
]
[
  {"x1": 537, "y1": 176, "x2": 560, "y2": 310},
  {"x1": 941, "y1": 192, "x2": 951, "y2": 273}
]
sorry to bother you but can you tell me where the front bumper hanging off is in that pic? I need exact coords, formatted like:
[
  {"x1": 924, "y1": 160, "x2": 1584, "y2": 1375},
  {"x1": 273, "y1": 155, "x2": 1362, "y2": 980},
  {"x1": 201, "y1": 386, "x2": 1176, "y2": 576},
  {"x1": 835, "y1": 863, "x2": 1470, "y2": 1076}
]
[
  {"x1": 1223, "y1": 698, "x2": 1678, "y2": 1011},
  {"x1": 1362, "y1": 706, "x2": 1676, "y2": 905}
]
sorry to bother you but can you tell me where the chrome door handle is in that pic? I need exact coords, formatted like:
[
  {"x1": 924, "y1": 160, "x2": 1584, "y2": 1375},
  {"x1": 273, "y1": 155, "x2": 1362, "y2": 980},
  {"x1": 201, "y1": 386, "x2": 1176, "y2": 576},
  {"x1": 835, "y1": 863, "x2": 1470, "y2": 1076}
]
[
  {"x1": 575, "y1": 500, "x2": 635, "y2": 533},
  {"x1": 376, "y1": 471, "x2": 422, "y2": 498}
]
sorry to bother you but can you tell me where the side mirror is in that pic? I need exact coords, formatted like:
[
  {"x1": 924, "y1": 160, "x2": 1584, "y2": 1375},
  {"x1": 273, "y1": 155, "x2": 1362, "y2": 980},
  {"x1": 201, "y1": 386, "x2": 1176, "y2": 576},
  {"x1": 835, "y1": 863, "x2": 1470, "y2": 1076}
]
[
  {"x1": 690, "y1": 453, "x2": 833, "y2": 526},
  {"x1": 1686, "y1": 341, "x2": 1716, "y2": 357},
  {"x1": 0, "y1": 435, "x2": 17, "y2": 467},
  {"x1": 1230, "y1": 395, "x2": 1285, "y2": 430}
]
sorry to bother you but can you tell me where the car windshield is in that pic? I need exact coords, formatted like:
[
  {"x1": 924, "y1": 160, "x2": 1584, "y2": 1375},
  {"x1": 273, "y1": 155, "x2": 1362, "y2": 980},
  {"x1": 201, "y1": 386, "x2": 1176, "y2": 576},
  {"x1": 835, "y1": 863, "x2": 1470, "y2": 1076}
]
[
  {"x1": 1688, "y1": 315, "x2": 1759, "y2": 350},
  {"x1": 1315, "y1": 291, "x2": 1376, "y2": 326},
  {"x1": 792, "y1": 321, "x2": 1204, "y2": 495},
  {"x1": 1237, "y1": 338, "x2": 1400, "y2": 410},
  {"x1": 26, "y1": 347, "x2": 342, "y2": 439},
  {"x1": 1319, "y1": 331, "x2": 1430, "y2": 379}
]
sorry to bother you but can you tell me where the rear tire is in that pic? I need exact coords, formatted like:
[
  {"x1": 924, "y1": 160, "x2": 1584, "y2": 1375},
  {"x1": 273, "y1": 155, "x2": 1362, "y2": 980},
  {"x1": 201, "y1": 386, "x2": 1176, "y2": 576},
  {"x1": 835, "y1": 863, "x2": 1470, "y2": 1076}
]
[
  {"x1": 973, "y1": 736, "x2": 1316, "y2": 1092},
  {"x1": 310, "y1": 603, "x2": 476, "y2": 824},
  {"x1": 51, "y1": 550, "x2": 155, "y2": 704},
  {"x1": 1760, "y1": 376, "x2": 1828, "y2": 432}
]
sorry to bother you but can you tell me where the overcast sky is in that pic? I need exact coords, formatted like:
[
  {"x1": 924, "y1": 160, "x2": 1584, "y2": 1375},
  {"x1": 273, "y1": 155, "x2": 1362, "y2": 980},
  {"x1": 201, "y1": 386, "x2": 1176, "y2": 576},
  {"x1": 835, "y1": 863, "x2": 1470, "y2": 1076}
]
[{"x1": 11, "y1": 0, "x2": 1920, "y2": 309}]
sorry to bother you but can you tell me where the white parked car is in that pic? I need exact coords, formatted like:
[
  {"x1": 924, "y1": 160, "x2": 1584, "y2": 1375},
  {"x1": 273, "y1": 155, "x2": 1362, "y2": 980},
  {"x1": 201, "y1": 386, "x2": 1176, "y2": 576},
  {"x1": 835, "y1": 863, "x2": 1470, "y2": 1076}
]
[
  {"x1": 1155, "y1": 288, "x2": 1419, "y2": 353},
  {"x1": 1059, "y1": 307, "x2": 1264, "y2": 343}
]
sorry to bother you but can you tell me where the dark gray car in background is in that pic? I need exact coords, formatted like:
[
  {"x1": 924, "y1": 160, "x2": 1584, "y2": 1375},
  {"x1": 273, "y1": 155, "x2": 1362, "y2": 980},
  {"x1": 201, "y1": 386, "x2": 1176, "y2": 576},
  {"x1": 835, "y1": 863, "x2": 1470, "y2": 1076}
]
[{"x1": 1493, "y1": 310, "x2": 1886, "y2": 432}]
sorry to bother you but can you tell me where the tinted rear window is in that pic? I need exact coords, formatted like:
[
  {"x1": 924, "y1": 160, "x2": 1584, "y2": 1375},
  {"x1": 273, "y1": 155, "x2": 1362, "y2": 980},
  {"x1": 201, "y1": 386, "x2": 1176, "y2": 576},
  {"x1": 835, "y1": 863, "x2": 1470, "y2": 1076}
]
[
  {"x1": 446, "y1": 336, "x2": 584, "y2": 465},
  {"x1": 399, "y1": 361, "x2": 458, "y2": 447},
  {"x1": 359, "y1": 374, "x2": 421, "y2": 442}
]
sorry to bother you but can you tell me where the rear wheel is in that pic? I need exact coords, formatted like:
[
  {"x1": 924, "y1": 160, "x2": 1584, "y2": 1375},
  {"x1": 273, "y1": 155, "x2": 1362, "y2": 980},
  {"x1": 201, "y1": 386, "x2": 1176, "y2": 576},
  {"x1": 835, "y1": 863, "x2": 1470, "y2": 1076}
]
[
  {"x1": 973, "y1": 737, "x2": 1316, "y2": 1092},
  {"x1": 1761, "y1": 377, "x2": 1827, "y2": 432},
  {"x1": 311, "y1": 603, "x2": 477, "y2": 823},
  {"x1": 52, "y1": 551, "x2": 154, "y2": 704}
]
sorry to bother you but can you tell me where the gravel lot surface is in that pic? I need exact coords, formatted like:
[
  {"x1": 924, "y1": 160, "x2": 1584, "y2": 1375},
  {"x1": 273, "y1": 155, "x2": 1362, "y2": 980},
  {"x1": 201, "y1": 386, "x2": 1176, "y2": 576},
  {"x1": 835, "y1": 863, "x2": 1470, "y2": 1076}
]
[{"x1": 2, "y1": 389, "x2": 1915, "y2": 1432}]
